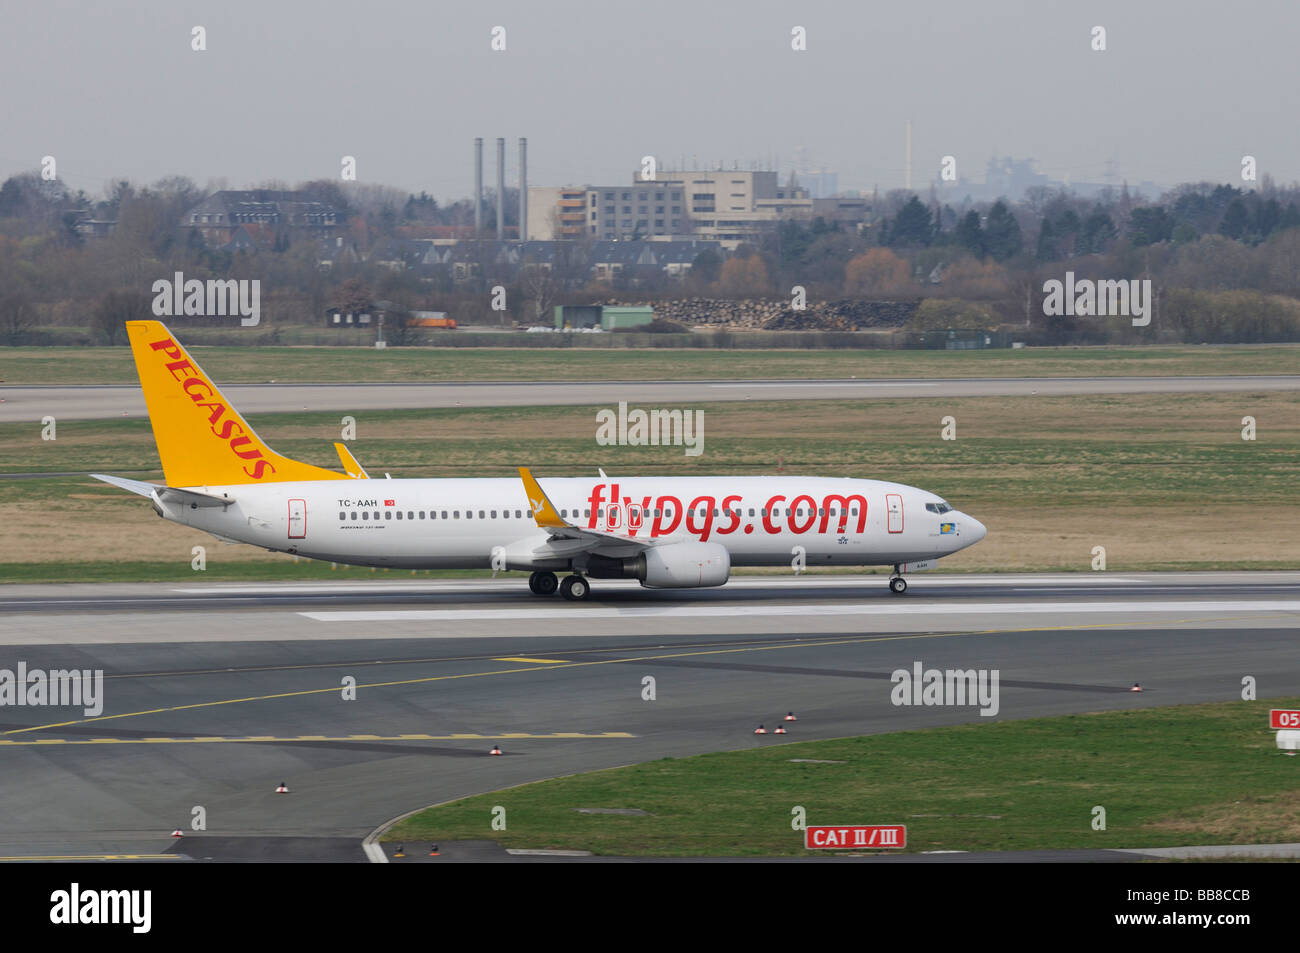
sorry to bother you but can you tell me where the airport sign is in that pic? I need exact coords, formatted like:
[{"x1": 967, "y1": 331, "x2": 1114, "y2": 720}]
[
  {"x1": 1269, "y1": 709, "x2": 1300, "y2": 729},
  {"x1": 805, "y1": 825, "x2": 906, "y2": 849}
]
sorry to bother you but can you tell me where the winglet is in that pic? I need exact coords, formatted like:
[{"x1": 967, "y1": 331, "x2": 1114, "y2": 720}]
[
  {"x1": 334, "y1": 443, "x2": 370, "y2": 479},
  {"x1": 518, "y1": 467, "x2": 568, "y2": 529}
]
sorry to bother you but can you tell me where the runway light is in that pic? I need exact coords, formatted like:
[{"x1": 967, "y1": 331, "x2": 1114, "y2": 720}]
[
  {"x1": 429, "y1": 844, "x2": 440, "y2": 856},
  {"x1": 784, "y1": 712, "x2": 797, "y2": 721},
  {"x1": 170, "y1": 830, "x2": 184, "y2": 838},
  {"x1": 275, "y1": 782, "x2": 290, "y2": 794},
  {"x1": 774, "y1": 725, "x2": 787, "y2": 734},
  {"x1": 1130, "y1": 683, "x2": 1142, "y2": 693},
  {"x1": 754, "y1": 725, "x2": 767, "y2": 735},
  {"x1": 393, "y1": 844, "x2": 405, "y2": 858},
  {"x1": 489, "y1": 745, "x2": 502, "y2": 756}
]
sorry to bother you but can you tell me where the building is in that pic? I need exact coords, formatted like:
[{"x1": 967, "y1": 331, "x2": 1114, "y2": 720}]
[
  {"x1": 527, "y1": 168, "x2": 812, "y2": 248},
  {"x1": 182, "y1": 190, "x2": 342, "y2": 248}
]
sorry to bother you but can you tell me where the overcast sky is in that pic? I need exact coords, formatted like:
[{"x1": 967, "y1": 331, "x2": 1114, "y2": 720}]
[{"x1": 3, "y1": 0, "x2": 1297, "y2": 200}]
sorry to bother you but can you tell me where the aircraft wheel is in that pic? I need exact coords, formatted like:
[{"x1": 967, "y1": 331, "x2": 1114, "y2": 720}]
[
  {"x1": 529, "y1": 571, "x2": 558, "y2": 596},
  {"x1": 889, "y1": 576, "x2": 907, "y2": 595},
  {"x1": 559, "y1": 575, "x2": 590, "y2": 601}
]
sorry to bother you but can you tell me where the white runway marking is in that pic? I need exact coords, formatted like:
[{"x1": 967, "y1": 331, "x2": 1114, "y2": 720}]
[
  {"x1": 709, "y1": 381, "x2": 940, "y2": 388},
  {"x1": 167, "y1": 575, "x2": 1146, "y2": 596},
  {"x1": 300, "y1": 600, "x2": 1300, "y2": 623}
]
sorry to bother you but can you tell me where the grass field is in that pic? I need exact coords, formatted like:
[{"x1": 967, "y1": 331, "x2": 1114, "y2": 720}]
[
  {"x1": 1, "y1": 390, "x2": 1296, "y2": 579},
  {"x1": 3, "y1": 342, "x2": 1300, "y2": 385},
  {"x1": 385, "y1": 697, "x2": 1300, "y2": 856}
]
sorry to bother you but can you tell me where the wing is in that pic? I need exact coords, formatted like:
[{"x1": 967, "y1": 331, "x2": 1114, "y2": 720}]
[{"x1": 518, "y1": 467, "x2": 661, "y2": 554}]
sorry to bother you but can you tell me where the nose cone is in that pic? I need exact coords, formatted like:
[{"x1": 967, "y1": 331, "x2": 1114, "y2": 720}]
[{"x1": 964, "y1": 514, "x2": 987, "y2": 544}]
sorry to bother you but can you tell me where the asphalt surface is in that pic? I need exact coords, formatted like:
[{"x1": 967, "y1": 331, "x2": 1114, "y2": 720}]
[
  {"x1": 0, "y1": 572, "x2": 1297, "y2": 862},
  {"x1": 3, "y1": 375, "x2": 1298, "y2": 421}
]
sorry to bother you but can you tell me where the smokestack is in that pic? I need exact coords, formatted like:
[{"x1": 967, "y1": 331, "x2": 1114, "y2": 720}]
[
  {"x1": 474, "y1": 138, "x2": 483, "y2": 234},
  {"x1": 496, "y1": 137, "x2": 505, "y2": 240},
  {"x1": 518, "y1": 137, "x2": 527, "y2": 242},
  {"x1": 905, "y1": 120, "x2": 912, "y2": 192}
]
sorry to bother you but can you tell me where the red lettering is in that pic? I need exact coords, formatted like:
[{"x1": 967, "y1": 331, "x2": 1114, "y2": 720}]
[
  {"x1": 716, "y1": 494, "x2": 742, "y2": 535},
  {"x1": 812, "y1": 829, "x2": 827, "y2": 846},
  {"x1": 148, "y1": 338, "x2": 184, "y2": 361},
  {"x1": 182, "y1": 377, "x2": 213, "y2": 401},
  {"x1": 820, "y1": 494, "x2": 868, "y2": 534},
  {"x1": 243, "y1": 459, "x2": 276, "y2": 479},
  {"x1": 650, "y1": 495, "x2": 682, "y2": 537},
  {"x1": 165, "y1": 358, "x2": 196, "y2": 381},
  {"x1": 586, "y1": 484, "x2": 607, "y2": 529},
  {"x1": 196, "y1": 401, "x2": 225, "y2": 426},
  {"x1": 213, "y1": 418, "x2": 243, "y2": 441},
  {"x1": 788, "y1": 494, "x2": 817, "y2": 534},
  {"x1": 685, "y1": 495, "x2": 716, "y2": 541},
  {"x1": 229, "y1": 434, "x2": 264, "y2": 460},
  {"x1": 763, "y1": 495, "x2": 786, "y2": 534}
]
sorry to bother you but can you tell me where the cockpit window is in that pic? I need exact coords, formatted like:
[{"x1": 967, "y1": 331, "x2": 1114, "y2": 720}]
[{"x1": 925, "y1": 502, "x2": 954, "y2": 514}]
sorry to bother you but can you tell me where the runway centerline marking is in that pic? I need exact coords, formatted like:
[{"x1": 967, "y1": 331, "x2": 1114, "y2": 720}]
[{"x1": 0, "y1": 613, "x2": 1270, "y2": 737}]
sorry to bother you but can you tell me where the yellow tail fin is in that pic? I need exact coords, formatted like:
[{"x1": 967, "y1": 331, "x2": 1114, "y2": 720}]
[{"x1": 127, "y1": 320, "x2": 347, "y2": 487}]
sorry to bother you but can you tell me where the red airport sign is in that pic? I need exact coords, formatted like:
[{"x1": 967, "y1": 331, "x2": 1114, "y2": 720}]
[
  {"x1": 805, "y1": 825, "x2": 906, "y2": 850},
  {"x1": 1270, "y1": 709, "x2": 1300, "y2": 730}
]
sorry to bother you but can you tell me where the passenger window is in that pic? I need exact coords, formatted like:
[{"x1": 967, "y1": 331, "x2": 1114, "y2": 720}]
[
  {"x1": 419, "y1": 512, "x2": 425, "y2": 519},
  {"x1": 442, "y1": 511, "x2": 448, "y2": 519},
  {"x1": 339, "y1": 511, "x2": 345, "y2": 520},
  {"x1": 351, "y1": 511, "x2": 357, "y2": 520},
  {"x1": 526, "y1": 510, "x2": 533, "y2": 518},
  {"x1": 491, "y1": 510, "x2": 497, "y2": 519},
  {"x1": 479, "y1": 510, "x2": 485, "y2": 519},
  {"x1": 362, "y1": 512, "x2": 369, "y2": 520},
  {"x1": 396, "y1": 511, "x2": 403, "y2": 520},
  {"x1": 408, "y1": 511, "x2": 414, "y2": 520}
]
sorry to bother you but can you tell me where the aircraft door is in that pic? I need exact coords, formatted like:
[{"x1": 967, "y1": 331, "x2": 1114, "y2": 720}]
[
  {"x1": 288, "y1": 498, "x2": 306, "y2": 538},
  {"x1": 886, "y1": 494, "x2": 904, "y2": 533}
]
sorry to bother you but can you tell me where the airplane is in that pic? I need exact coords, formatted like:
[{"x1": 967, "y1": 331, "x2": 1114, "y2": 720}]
[{"x1": 91, "y1": 320, "x2": 987, "y2": 601}]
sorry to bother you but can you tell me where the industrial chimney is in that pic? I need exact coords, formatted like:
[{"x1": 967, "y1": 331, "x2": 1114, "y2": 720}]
[
  {"x1": 518, "y1": 137, "x2": 527, "y2": 243},
  {"x1": 496, "y1": 137, "x2": 506, "y2": 240},
  {"x1": 474, "y1": 138, "x2": 483, "y2": 234}
]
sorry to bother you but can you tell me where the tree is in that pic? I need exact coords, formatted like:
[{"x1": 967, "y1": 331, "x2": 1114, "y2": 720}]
[
  {"x1": 0, "y1": 289, "x2": 38, "y2": 345},
  {"x1": 1128, "y1": 206, "x2": 1172, "y2": 246},
  {"x1": 1078, "y1": 207, "x2": 1117, "y2": 254},
  {"x1": 983, "y1": 201, "x2": 1022, "y2": 261},
  {"x1": 690, "y1": 248, "x2": 722, "y2": 285},
  {"x1": 91, "y1": 290, "x2": 151, "y2": 345},
  {"x1": 329, "y1": 277, "x2": 373, "y2": 314},
  {"x1": 717, "y1": 254, "x2": 769, "y2": 295},
  {"x1": 954, "y1": 210, "x2": 985, "y2": 258},
  {"x1": 886, "y1": 196, "x2": 933, "y2": 248},
  {"x1": 1219, "y1": 198, "x2": 1250, "y2": 241},
  {"x1": 844, "y1": 248, "x2": 910, "y2": 297}
]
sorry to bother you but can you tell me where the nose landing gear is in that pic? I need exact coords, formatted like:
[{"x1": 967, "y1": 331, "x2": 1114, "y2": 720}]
[{"x1": 888, "y1": 565, "x2": 907, "y2": 595}]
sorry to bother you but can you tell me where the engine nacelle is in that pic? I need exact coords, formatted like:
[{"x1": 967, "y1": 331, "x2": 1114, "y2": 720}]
[
  {"x1": 644, "y1": 541, "x2": 732, "y2": 589},
  {"x1": 585, "y1": 541, "x2": 731, "y2": 588}
]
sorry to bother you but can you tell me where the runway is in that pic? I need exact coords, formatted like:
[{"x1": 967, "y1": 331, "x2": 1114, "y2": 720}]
[
  {"x1": 3, "y1": 375, "x2": 1298, "y2": 421},
  {"x1": 0, "y1": 572, "x2": 1297, "y2": 861}
]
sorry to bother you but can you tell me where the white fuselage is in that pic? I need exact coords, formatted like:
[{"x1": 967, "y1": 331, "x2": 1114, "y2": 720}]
[{"x1": 158, "y1": 475, "x2": 986, "y2": 573}]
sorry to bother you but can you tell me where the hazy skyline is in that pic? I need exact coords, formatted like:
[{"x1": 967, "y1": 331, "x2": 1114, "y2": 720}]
[{"x1": 4, "y1": 0, "x2": 1297, "y2": 200}]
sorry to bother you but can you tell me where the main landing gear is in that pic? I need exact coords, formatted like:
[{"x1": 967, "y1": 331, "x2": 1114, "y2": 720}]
[
  {"x1": 888, "y1": 565, "x2": 908, "y2": 595},
  {"x1": 528, "y1": 571, "x2": 591, "y2": 601},
  {"x1": 528, "y1": 571, "x2": 558, "y2": 596}
]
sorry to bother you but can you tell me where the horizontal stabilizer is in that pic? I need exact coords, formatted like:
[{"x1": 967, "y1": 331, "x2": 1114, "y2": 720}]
[
  {"x1": 89, "y1": 473, "x2": 157, "y2": 497},
  {"x1": 90, "y1": 473, "x2": 233, "y2": 508}
]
